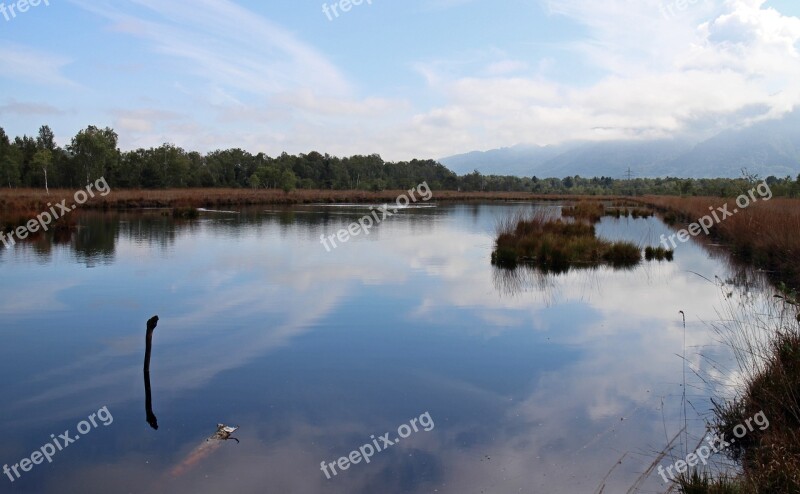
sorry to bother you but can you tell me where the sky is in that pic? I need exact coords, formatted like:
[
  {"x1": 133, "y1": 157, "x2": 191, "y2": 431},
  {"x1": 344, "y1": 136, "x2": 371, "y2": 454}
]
[{"x1": 0, "y1": 0, "x2": 799, "y2": 161}]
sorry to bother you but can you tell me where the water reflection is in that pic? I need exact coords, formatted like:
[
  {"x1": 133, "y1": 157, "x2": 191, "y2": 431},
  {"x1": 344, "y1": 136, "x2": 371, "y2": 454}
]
[
  {"x1": 170, "y1": 424, "x2": 240, "y2": 478},
  {"x1": 0, "y1": 203, "x2": 771, "y2": 493},
  {"x1": 0, "y1": 205, "x2": 445, "y2": 266}
]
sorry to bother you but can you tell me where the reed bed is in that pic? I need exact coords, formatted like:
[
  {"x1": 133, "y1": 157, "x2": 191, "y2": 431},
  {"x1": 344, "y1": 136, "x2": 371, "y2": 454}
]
[
  {"x1": 0, "y1": 188, "x2": 622, "y2": 215},
  {"x1": 607, "y1": 207, "x2": 655, "y2": 219},
  {"x1": 492, "y1": 209, "x2": 643, "y2": 272},
  {"x1": 561, "y1": 201, "x2": 605, "y2": 222},
  {"x1": 677, "y1": 296, "x2": 800, "y2": 493},
  {"x1": 634, "y1": 196, "x2": 800, "y2": 290}
]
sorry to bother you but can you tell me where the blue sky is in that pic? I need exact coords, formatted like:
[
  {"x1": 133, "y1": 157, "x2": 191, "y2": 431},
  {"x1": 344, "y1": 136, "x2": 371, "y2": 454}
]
[{"x1": 0, "y1": 0, "x2": 799, "y2": 160}]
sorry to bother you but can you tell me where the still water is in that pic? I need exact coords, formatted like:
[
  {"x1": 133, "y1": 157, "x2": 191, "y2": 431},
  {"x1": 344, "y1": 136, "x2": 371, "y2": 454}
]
[{"x1": 0, "y1": 203, "x2": 761, "y2": 493}]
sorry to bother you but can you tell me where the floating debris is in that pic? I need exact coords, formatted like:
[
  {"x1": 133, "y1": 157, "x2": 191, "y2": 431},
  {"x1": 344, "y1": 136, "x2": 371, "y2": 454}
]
[
  {"x1": 208, "y1": 424, "x2": 240, "y2": 443},
  {"x1": 170, "y1": 424, "x2": 241, "y2": 478}
]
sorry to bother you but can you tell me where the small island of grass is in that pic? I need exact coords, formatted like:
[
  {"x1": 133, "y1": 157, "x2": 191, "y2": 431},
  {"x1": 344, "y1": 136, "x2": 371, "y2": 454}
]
[{"x1": 491, "y1": 210, "x2": 672, "y2": 272}]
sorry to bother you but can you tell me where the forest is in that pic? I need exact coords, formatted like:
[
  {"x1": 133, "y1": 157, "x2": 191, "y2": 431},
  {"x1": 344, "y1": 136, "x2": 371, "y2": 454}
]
[{"x1": 2, "y1": 124, "x2": 799, "y2": 197}]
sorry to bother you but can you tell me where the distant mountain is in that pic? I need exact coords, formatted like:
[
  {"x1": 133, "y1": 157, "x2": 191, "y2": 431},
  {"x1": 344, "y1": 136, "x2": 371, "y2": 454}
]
[
  {"x1": 662, "y1": 111, "x2": 800, "y2": 178},
  {"x1": 440, "y1": 110, "x2": 800, "y2": 178},
  {"x1": 532, "y1": 139, "x2": 694, "y2": 178},
  {"x1": 441, "y1": 144, "x2": 569, "y2": 176}
]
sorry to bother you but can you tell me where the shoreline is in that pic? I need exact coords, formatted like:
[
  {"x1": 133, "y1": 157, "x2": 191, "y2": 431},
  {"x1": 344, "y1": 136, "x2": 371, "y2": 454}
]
[
  {"x1": 3, "y1": 188, "x2": 797, "y2": 289},
  {"x1": 0, "y1": 188, "x2": 620, "y2": 213}
]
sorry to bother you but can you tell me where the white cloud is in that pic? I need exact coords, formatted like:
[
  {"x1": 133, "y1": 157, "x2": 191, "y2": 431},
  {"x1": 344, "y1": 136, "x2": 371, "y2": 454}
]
[
  {"x1": 69, "y1": 0, "x2": 350, "y2": 96},
  {"x1": 8, "y1": 0, "x2": 798, "y2": 161},
  {"x1": 112, "y1": 108, "x2": 184, "y2": 135},
  {"x1": 0, "y1": 99, "x2": 65, "y2": 116},
  {"x1": 0, "y1": 43, "x2": 76, "y2": 87},
  {"x1": 381, "y1": 0, "x2": 800, "y2": 159},
  {"x1": 484, "y1": 59, "x2": 531, "y2": 76}
]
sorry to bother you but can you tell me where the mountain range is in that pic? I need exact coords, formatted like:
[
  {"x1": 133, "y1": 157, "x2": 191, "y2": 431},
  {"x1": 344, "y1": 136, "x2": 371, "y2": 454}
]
[{"x1": 440, "y1": 110, "x2": 800, "y2": 179}]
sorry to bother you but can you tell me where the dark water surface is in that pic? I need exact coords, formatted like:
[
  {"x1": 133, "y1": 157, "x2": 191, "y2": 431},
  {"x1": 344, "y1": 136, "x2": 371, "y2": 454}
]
[{"x1": 0, "y1": 203, "x2": 760, "y2": 493}]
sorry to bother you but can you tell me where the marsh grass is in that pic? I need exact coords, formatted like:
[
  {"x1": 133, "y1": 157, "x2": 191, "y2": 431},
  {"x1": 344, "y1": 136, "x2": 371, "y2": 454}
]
[
  {"x1": 492, "y1": 209, "x2": 643, "y2": 272},
  {"x1": 635, "y1": 196, "x2": 800, "y2": 290},
  {"x1": 606, "y1": 207, "x2": 654, "y2": 219},
  {"x1": 645, "y1": 246, "x2": 674, "y2": 261},
  {"x1": 676, "y1": 471, "x2": 746, "y2": 493},
  {"x1": 0, "y1": 188, "x2": 623, "y2": 215},
  {"x1": 561, "y1": 201, "x2": 605, "y2": 222},
  {"x1": 607, "y1": 207, "x2": 630, "y2": 218},
  {"x1": 603, "y1": 242, "x2": 643, "y2": 267},
  {"x1": 707, "y1": 326, "x2": 800, "y2": 492},
  {"x1": 630, "y1": 208, "x2": 655, "y2": 219},
  {"x1": 677, "y1": 294, "x2": 800, "y2": 493}
]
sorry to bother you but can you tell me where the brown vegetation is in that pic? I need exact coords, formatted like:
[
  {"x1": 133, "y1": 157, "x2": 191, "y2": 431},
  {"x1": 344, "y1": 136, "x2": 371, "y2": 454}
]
[
  {"x1": 492, "y1": 209, "x2": 644, "y2": 272},
  {"x1": 561, "y1": 201, "x2": 605, "y2": 222},
  {"x1": 634, "y1": 196, "x2": 800, "y2": 290},
  {"x1": 677, "y1": 297, "x2": 800, "y2": 493},
  {"x1": 0, "y1": 188, "x2": 620, "y2": 214},
  {"x1": 606, "y1": 207, "x2": 655, "y2": 219}
]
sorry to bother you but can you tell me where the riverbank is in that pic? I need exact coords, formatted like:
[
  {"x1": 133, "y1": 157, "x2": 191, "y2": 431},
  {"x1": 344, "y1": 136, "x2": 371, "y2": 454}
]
[
  {"x1": 3, "y1": 188, "x2": 798, "y2": 290},
  {"x1": 0, "y1": 188, "x2": 616, "y2": 212},
  {"x1": 633, "y1": 195, "x2": 800, "y2": 291}
]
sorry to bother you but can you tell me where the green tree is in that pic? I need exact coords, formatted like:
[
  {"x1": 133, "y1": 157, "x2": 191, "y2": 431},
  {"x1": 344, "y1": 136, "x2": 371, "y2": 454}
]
[
  {"x1": 0, "y1": 156, "x2": 20, "y2": 188},
  {"x1": 206, "y1": 149, "x2": 253, "y2": 187},
  {"x1": 35, "y1": 125, "x2": 58, "y2": 191},
  {"x1": 68, "y1": 126, "x2": 119, "y2": 184},
  {"x1": 161, "y1": 144, "x2": 190, "y2": 188},
  {"x1": 32, "y1": 149, "x2": 54, "y2": 194},
  {"x1": 461, "y1": 170, "x2": 484, "y2": 191},
  {"x1": 680, "y1": 179, "x2": 693, "y2": 196},
  {"x1": 36, "y1": 125, "x2": 56, "y2": 151},
  {"x1": 280, "y1": 169, "x2": 296, "y2": 193},
  {"x1": 0, "y1": 128, "x2": 20, "y2": 188},
  {"x1": 14, "y1": 135, "x2": 37, "y2": 186},
  {"x1": 140, "y1": 148, "x2": 166, "y2": 188},
  {"x1": 185, "y1": 151, "x2": 209, "y2": 187},
  {"x1": 117, "y1": 150, "x2": 144, "y2": 188}
]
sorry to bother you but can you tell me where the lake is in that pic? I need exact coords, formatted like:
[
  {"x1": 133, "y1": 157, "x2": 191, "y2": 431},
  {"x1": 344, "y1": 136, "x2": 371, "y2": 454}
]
[{"x1": 0, "y1": 202, "x2": 764, "y2": 493}]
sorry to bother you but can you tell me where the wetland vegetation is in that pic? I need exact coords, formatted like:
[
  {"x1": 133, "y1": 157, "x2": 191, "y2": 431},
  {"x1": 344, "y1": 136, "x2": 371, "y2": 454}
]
[{"x1": 490, "y1": 209, "x2": 667, "y2": 272}]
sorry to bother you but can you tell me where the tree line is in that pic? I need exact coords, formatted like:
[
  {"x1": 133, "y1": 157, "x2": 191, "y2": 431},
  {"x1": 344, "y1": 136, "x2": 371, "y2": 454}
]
[{"x1": 1, "y1": 124, "x2": 799, "y2": 197}]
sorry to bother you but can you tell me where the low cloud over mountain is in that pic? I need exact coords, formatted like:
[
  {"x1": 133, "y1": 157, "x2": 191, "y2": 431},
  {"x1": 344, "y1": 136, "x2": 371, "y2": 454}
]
[{"x1": 441, "y1": 109, "x2": 800, "y2": 178}]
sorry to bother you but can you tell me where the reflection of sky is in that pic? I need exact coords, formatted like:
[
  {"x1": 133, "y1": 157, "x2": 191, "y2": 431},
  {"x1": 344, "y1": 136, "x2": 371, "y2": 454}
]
[{"x1": 0, "y1": 204, "x2": 769, "y2": 493}]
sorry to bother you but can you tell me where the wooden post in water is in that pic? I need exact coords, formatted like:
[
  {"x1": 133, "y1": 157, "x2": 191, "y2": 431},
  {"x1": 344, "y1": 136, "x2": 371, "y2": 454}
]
[{"x1": 144, "y1": 315, "x2": 160, "y2": 430}]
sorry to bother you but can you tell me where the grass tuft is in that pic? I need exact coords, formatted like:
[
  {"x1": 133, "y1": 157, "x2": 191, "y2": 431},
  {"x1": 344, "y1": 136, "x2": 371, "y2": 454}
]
[
  {"x1": 492, "y1": 209, "x2": 644, "y2": 272},
  {"x1": 678, "y1": 298, "x2": 800, "y2": 492},
  {"x1": 562, "y1": 201, "x2": 605, "y2": 223},
  {"x1": 645, "y1": 246, "x2": 675, "y2": 261}
]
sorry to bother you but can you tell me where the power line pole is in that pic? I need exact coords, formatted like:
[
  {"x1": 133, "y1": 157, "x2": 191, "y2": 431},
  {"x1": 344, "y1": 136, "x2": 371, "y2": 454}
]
[{"x1": 625, "y1": 167, "x2": 634, "y2": 196}]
